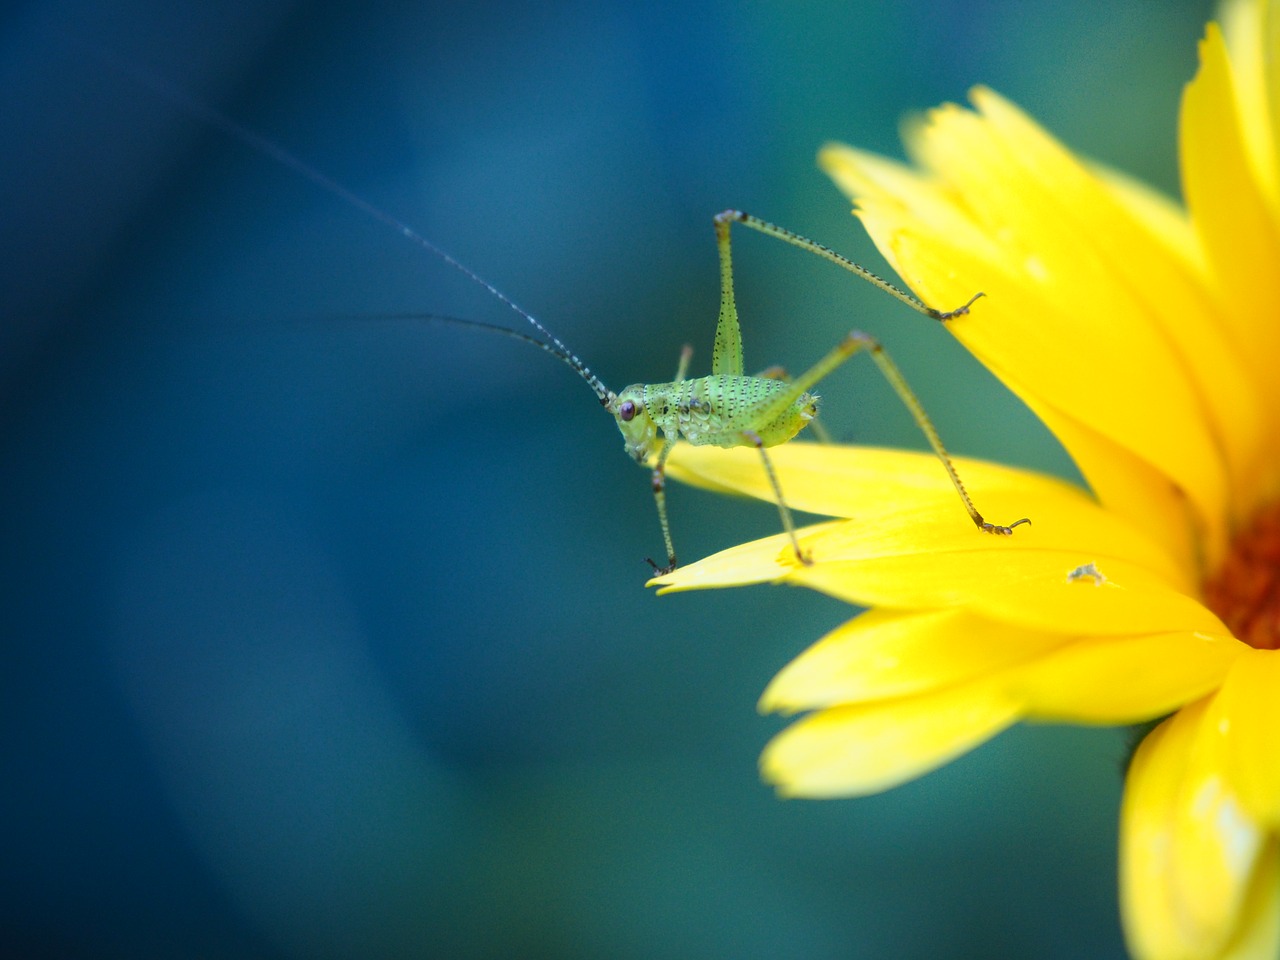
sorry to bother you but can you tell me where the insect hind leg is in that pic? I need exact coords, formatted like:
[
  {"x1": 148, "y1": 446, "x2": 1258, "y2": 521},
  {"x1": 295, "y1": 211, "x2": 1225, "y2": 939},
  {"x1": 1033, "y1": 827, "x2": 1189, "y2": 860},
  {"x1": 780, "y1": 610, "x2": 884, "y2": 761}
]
[
  {"x1": 714, "y1": 210, "x2": 984, "y2": 321},
  {"x1": 745, "y1": 331, "x2": 1030, "y2": 536},
  {"x1": 849, "y1": 332, "x2": 1030, "y2": 535}
]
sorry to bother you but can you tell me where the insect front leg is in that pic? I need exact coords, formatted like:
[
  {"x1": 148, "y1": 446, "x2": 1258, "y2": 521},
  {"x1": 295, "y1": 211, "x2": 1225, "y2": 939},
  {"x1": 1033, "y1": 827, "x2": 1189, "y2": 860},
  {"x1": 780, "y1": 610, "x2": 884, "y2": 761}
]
[{"x1": 644, "y1": 436, "x2": 681, "y2": 575}]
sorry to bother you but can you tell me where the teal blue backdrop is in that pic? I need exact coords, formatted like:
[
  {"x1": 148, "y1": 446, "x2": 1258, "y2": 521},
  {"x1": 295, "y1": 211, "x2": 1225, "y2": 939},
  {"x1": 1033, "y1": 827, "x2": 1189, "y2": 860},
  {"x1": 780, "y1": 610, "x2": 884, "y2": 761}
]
[{"x1": 3, "y1": 1, "x2": 1214, "y2": 956}]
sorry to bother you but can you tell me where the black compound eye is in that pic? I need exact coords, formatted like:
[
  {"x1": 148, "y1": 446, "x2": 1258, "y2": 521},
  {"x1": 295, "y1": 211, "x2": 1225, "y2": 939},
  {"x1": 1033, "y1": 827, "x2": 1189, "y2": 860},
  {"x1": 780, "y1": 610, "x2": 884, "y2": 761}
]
[{"x1": 619, "y1": 400, "x2": 637, "y2": 422}]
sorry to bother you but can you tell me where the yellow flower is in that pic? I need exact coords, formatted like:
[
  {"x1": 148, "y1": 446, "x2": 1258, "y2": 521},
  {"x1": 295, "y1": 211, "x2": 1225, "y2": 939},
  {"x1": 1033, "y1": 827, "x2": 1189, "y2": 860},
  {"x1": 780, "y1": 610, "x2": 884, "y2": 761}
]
[{"x1": 652, "y1": 0, "x2": 1280, "y2": 956}]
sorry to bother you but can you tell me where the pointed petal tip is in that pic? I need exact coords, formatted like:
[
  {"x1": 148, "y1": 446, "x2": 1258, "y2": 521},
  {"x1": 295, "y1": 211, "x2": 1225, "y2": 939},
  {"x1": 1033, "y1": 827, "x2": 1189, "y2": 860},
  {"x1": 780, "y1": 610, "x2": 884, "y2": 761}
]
[{"x1": 757, "y1": 684, "x2": 805, "y2": 717}]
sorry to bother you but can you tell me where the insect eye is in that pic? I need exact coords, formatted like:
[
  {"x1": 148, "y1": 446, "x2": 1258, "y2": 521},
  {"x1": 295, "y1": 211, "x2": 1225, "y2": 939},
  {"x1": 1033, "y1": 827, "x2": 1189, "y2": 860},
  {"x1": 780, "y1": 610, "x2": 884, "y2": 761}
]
[{"x1": 619, "y1": 400, "x2": 637, "y2": 422}]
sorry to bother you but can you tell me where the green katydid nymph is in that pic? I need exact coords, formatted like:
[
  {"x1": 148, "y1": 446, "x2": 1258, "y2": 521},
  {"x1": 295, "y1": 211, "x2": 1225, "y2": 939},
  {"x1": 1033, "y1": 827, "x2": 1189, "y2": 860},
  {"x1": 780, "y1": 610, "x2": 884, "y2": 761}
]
[
  {"x1": 421, "y1": 209, "x2": 1029, "y2": 573},
  {"x1": 605, "y1": 210, "x2": 1030, "y2": 573},
  {"x1": 110, "y1": 54, "x2": 1030, "y2": 574}
]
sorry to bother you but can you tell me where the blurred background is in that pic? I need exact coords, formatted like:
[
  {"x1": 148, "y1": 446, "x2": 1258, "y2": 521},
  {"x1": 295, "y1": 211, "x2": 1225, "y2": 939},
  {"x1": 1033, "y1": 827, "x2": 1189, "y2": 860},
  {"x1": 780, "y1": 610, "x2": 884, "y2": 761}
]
[{"x1": 3, "y1": 1, "x2": 1214, "y2": 957}]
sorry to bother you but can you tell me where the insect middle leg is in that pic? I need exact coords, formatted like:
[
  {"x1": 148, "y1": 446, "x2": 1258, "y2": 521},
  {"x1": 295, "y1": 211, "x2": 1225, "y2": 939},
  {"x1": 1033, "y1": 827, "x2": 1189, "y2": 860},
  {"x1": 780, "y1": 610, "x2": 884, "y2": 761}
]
[{"x1": 743, "y1": 429, "x2": 811, "y2": 565}]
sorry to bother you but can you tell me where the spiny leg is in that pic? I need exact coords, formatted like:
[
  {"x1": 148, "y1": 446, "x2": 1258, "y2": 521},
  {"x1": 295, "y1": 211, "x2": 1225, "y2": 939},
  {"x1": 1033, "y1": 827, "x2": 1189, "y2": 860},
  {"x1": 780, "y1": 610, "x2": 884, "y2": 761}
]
[
  {"x1": 856, "y1": 333, "x2": 1029, "y2": 533},
  {"x1": 645, "y1": 437, "x2": 680, "y2": 574},
  {"x1": 711, "y1": 215, "x2": 745, "y2": 376},
  {"x1": 749, "y1": 332, "x2": 1030, "y2": 535},
  {"x1": 710, "y1": 209, "x2": 1023, "y2": 533},
  {"x1": 714, "y1": 209, "x2": 983, "y2": 321},
  {"x1": 743, "y1": 429, "x2": 811, "y2": 566}
]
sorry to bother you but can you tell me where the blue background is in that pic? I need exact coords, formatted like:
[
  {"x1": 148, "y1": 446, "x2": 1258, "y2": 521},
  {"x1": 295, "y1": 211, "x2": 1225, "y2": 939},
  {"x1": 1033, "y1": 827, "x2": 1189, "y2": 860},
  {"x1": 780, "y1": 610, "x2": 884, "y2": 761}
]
[{"x1": 4, "y1": 1, "x2": 1212, "y2": 957}]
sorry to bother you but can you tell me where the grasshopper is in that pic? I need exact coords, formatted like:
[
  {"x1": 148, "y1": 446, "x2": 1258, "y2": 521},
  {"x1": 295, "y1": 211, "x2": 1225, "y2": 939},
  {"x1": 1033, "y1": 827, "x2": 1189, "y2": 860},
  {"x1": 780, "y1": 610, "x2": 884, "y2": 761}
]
[
  {"x1": 396, "y1": 210, "x2": 1029, "y2": 573},
  {"x1": 108, "y1": 52, "x2": 1029, "y2": 573},
  {"x1": 604, "y1": 210, "x2": 1029, "y2": 573}
]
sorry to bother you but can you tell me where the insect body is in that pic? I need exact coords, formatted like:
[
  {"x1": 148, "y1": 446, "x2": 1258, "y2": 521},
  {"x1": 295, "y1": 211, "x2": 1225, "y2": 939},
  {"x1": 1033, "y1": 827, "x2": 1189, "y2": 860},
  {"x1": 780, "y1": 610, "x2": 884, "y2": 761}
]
[
  {"x1": 613, "y1": 366, "x2": 820, "y2": 574},
  {"x1": 109, "y1": 52, "x2": 1030, "y2": 574},
  {"x1": 596, "y1": 210, "x2": 1030, "y2": 573}
]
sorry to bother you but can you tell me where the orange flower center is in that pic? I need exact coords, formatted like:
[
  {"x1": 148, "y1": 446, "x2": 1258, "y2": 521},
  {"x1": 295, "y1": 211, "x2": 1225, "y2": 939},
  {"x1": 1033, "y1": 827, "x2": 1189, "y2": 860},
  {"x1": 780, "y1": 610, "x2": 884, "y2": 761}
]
[{"x1": 1204, "y1": 501, "x2": 1280, "y2": 650}]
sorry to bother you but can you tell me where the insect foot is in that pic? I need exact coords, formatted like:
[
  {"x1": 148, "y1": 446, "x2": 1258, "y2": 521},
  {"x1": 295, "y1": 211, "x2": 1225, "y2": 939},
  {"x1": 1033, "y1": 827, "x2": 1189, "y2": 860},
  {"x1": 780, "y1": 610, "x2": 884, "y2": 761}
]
[
  {"x1": 978, "y1": 516, "x2": 1032, "y2": 535},
  {"x1": 645, "y1": 556, "x2": 678, "y2": 576},
  {"x1": 934, "y1": 291, "x2": 987, "y2": 322}
]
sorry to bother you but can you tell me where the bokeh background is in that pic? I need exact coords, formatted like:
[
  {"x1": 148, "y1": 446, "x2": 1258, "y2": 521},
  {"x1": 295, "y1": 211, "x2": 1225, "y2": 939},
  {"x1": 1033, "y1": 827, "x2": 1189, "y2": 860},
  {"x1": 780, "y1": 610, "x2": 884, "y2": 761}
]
[{"x1": 3, "y1": 1, "x2": 1215, "y2": 957}]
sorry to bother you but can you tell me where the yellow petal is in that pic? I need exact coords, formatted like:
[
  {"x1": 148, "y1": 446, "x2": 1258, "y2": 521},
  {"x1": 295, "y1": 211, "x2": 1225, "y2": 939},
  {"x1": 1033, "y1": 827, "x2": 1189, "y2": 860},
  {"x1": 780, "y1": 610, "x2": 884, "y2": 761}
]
[
  {"x1": 1091, "y1": 160, "x2": 1206, "y2": 277},
  {"x1": 792, "y1": 551, "x2": 1226, "y2": 638},
  {"x1": 1182, "y1": 23, "x2": 1280, "y2": 458},
  {"x1": 645, "y1": 524, "x2": 841, "y2": 592},
  {"x1": 1012, "y1": 630, "x2": 1243, "y2": 724},
  {"x1": 761, "y1": 606, "x2": 1236, "y2": 726},
  {"x1": 666, "y1": 437, "x2": 1075, "y2": 520},
  {"x1": 660, "y1": 529, "x2": 1225, "y2": 643},
  {"x1": 967, "y1": 87, "x2": 1264, "y2": 523},
  {"x1": 820, "y1": 141, "x2": 993, "y2": 269},
  {"x1": 759, "y1": 607, "x2": 1069, "y2": 714},
  {"x1": 1211, "y1": 649, "x2": 1280, "y2": 827},
  {"x1": 760, "y1": 675, "x2": 1019, "y2": 798},
  {"x1": 1264, "y1": 0, "x2": 1280, "y2": 202},
  {"x1": 1167, "y1": 721, "x2": 1262, "y2": 952},
  {"x1": 1215, "y1": 839, "x2": 1280, "y2": 960},
  {"x1": 1218, "y1": 0, "x2": 1280, "y2": 208},
  {"x1": 1122, "y1": 701, "x2": 1265, "y2": 959},
  {"x1": 657, "y1": 445, "x2": 1224, "y2": 641},
  {"x1": 826, "y1": 104, "x2": 1235, "y2": 529},
  {"x1": 844, "y1": 210, "x2": 1218, "y2": 569},
  {"x1": 1014, "y1": 401, "x2": 1204, "y2": 577},
  {"x1": 1123, "y1": 712, "x2": 1190, "y2": 960},
  {"x1": 822, "y1": 75, "x2": 1271, "y2": 564},
  {"x1": 660, "y1": 443, "x2": 1192, "y2": 590}
]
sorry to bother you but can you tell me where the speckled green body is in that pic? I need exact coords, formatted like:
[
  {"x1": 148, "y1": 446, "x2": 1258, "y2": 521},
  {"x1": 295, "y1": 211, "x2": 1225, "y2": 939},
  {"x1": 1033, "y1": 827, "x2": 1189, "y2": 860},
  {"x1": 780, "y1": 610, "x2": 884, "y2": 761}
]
[{"x1": 612, "y1": 376, "x2": 817, "y2": 465}]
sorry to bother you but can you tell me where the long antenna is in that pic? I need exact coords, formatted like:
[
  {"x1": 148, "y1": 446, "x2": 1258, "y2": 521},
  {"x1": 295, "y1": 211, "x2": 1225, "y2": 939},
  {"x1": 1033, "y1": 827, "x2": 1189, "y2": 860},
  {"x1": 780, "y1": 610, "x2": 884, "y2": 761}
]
[
  {"x1": 79, "y1": 40, "x2": 615, "y2": 406},
  {"x1": 358, "y1": 312, "x2": 622, "y2": 387}
]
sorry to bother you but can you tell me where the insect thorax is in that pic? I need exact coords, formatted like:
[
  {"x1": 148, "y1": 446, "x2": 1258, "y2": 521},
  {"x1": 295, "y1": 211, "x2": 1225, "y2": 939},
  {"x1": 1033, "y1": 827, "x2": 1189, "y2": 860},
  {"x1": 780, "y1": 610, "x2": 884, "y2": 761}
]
[{"x1": 642, "y1": 376, "x2": 817, "y2": 449}]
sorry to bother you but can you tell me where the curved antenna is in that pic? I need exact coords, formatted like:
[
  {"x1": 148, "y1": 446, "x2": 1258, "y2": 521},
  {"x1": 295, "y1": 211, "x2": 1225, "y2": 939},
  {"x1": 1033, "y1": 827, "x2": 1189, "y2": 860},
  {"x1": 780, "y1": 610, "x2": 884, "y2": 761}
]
[
  {"x1": 354, "y1": 312, "x2": 615, "y2": 402},
  {"x1": 78, "y1": 42, "x2": 615, "y2": 405}
]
